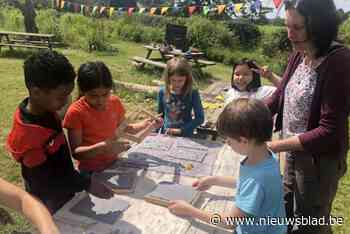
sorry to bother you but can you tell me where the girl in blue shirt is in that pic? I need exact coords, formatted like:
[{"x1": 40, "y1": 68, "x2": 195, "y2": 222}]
[{"x1": 157, "y1": 57, "x2": 204, "y2": 137}]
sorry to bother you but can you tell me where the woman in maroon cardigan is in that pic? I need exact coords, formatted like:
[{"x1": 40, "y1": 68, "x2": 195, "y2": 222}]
[{"x1": 265, "y1": 0, "x2": 350, "y2": 233}]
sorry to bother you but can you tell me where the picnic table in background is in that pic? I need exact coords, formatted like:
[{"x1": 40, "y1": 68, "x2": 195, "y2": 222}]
[
  {"x1": 131, "y1": 44, "x2": 216, "y2": 77},
  {"x1": 0, "y1": 31, "x2": 57, "y2": 51}
]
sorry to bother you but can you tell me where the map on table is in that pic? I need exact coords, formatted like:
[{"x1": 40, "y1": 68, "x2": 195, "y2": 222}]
[
  {"x1": 114, "y1": 134, "x2": 221, "y2": 177},
  {"x1": 70, "y1": 194, "x2": 130, "y2": 225}
]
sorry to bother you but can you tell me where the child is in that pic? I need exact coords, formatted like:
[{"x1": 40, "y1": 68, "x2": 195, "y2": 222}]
[
  {"x1": 6, "y1": 50, "x2": 113, "y2": 214},
  {"x1": 225, "y1": 59, "x2": 277, "y2": 105},
  {"x1": 158, "y1": 57, "x2": 204, "y2": 137},
  {"x1": 168, "y1": 98, "x2": 287, "y2": 234},
  {"x1": 0, "y1": 177, "x2": 59, "y2": 234},
  {"x1": 63, "y1": 61, "x2": 162, "y2": 173}
]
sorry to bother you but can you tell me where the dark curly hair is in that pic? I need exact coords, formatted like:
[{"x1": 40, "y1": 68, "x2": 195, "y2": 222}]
[{"x1": 24, "y1": 50, "x2": 76, "y2": 90}]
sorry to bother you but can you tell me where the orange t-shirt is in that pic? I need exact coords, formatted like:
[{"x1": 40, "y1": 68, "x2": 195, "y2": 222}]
[{"x1": 63, "y1": 95, "x2": 125, "y2": 171}]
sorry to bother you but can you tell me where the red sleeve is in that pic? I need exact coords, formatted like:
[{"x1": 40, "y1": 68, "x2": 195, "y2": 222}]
[
  {"x1": 63, "y1": 104, "x2": 83, "y2": 129},
  {"x1": 21, "y1": 149, "x2": 47, "y2": 168}
]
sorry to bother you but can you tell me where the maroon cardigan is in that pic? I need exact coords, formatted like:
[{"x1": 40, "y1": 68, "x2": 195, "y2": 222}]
[{"x1": 266, "y1": 44, "x2": 350, "y2": 160}]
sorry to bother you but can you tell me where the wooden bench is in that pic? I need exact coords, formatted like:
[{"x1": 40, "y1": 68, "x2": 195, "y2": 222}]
[
  {"x1": 0, "y1": 31, "x2": 56, "y2": 51},
  {"x1": 132, "y1": 56, "x2": 167, "y2": 69}
]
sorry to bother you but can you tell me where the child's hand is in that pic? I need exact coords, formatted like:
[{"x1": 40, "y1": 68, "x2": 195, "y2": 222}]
[
  {"x1": 166, "y1": 128, "x2": 181, "y2": 136},
  {"x1": 251, "y1": 64, "x2": 273, "y2": 80},
  {"x1": 87, "y1": 177, "x2": 114, "y2": 199},
  {"x1": 192, "y1": 176, "x2": 215, "y2": 191},
  {"x1": 110, "y1": 140, "x2": 131, "y2": 155},
  {"x1": 168, "y1": 200, "x2": 195, "y2": 217}
]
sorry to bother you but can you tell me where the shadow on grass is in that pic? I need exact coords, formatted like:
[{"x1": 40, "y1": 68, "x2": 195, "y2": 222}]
[{"x1": 0, "y1": 48, "x2": 37, "y2": 59}]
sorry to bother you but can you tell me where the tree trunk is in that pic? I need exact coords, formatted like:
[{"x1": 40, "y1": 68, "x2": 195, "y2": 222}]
[
  {"x1": 23, "y1": 0, "x2": 38, "y2": 33},
  {"x1": 8, "y1": 0, "x2": 38, "y2": 33}
]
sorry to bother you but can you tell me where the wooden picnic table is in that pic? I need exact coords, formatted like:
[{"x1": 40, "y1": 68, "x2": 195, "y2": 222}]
[
  {"x1": 53, "y1": 140, "x2": 241, "y2": 234},
  {"x1": 131, "y1": 44, "x2": 216, "y2": 74},
  {"x1": 0, "y1": 31, "x2": 56, "y2": 51}
]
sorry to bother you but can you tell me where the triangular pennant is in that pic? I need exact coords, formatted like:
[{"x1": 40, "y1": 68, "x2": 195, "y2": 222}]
[
  {"x1": 273, "y1": 0, "x2": 283, "y2": 9},
  {"x1": 92, "y1": 6, "x2": 99, "y2": 16},
  {"x1": 109, "y1": 7, "x2": 115, "y2": 17},
  {"x1": 128, "y1": 7, "x2": 134, "y2": 16},
  {"x1": 56, "y1": 0, "x2": 60, "y2": 9},
  {"x1": 171, "y1": 6, "x2": 180, "y2": 14},
  {"x1": 100, "y1": 6, "x2": 106, "y2": 15},
  {"x1": 161, "y1": 7, "x2": 169, "y2": 15},
  {"x1": 217, "y1": 5, "x2": 226, "y2": 14},
  {"x1": 139, "y1": 8, "x2": 146, "y2": 14},
  {"x1": 203, "y1": 6, "x2": 210, "y2": 15},
  {"x1": 150, "y1": 7, "x2": 157, "y2": 16},
  {"x1": 188, "y1": 6, "x2": 196, "y2": 16},
  {"x1": 73, "y1": 3, "x2": 80, "y2": 13},
  {"x1": 60, "y1": 0, "x2": 65, "y2": 9},
  {"x1": 234, "y1": 3, "x2": 244, "y2": 14},
  {"x1": 66, "y1": 2, "x2": 72, "y2": 11}
]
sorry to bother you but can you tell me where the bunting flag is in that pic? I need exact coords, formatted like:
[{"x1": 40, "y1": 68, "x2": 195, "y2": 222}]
[
  {"x1": 60, "y1": 0, "x2": 65, "y2": 9},
  {"x1": 217, "y1": 5, "x2": 226, "y2": 14},
  {"x1": 139, "y1": 8, "x2": 146, "y2": 14},
  {"x1": 226, "y1": 3, "x2": 235, "y2": 14},
  {"x1": 109, "y1": 7, "x2": 115, "y2": 17},
  {"x1": 54, "y1": 1, "x2": 265, "y2": 19},
  {"x1": 100, "y1": 6, "x2": 106, "y2": 15},
  {"x1": 150, "y1": 7, "x2": 157, "y2": 16},
  {"x1": 73, "y1": 3, "x2": 80, "y2": 13},
  {"x1": 273, "y1": 0, "x2": 283, "y2": 9},
  {"x1": 81, "y1": 4, "x2": 84, "y2": 14},
  {"x1": 188, "y1": 6, "x2": 197, "y2": 16},
  {"x1": 92, "y1": 6, "x2": 99, "y2": 16},
  {"x1": 56, "y1": 0, "x2": 60, "y2": 9},
  {"x1": 171, "y1": 6, "x2": 180, "y2": 14},
  {"x1": 161, "y1": 7, "x2": 169, "y2": 15},
  {"x1": 66, "y1": 2, "x2": 72, "y2": 12},
  {"x1": 128, "y1": 7, "x2": 134, "y2": 16},
  {"x1": 234, "y1": 3, "x2": 244, "y2": 14},
  {"x1": 203, "y1": 6, "x2": 210, "y2": 15}
]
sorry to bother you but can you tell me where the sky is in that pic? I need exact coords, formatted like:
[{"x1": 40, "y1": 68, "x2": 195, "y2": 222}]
[{"x1": 262, "y1": 0, "x2": 350, "y2": 18}]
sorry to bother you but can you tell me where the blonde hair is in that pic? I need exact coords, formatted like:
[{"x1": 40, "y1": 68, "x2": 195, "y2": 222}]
[{"x1": 163, "y1": 57, "x2": 193, "y2": 99}]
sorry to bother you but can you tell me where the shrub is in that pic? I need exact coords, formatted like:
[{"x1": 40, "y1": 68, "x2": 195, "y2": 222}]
[
  {"x1": 0, "y1": 7, "x2": 24, "y2": 31},
  {"x1": 261, "y1": 27, "x2": 291, "y2": 57},
  {"x1": 339, "y1": 18, "x2": 350, "y2": 45},
  {"x1": 226, "y1": 20, "x2": 261, "y2": 48},
  {"x1": 36, "y1": 9, "x2": 61, "y2": 40},
  {"x1": 186, "y1": 16, "x2": 236, "y2": 52}
]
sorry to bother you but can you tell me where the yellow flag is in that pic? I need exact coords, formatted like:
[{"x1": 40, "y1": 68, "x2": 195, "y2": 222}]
[
  {"x1": 60, "y1": 0, "x2": 65, "y2": 9},
  {"x1": 235, "y1": 3, "x2": 243, "y2": 13},
  {"x1": 161, "y1": 7, "x2": 169, "y2": 15},
  {"x1": 109, "y1": 7, "x2": 115, "y2": 17},
  {"x1": 217, "y1": 5, "x2": 226, "y2": 14},
  {"x1": 139, "y1": 8, "x2": 146, "y2": 13},
  {"x1": 150, "y1": 7, "x2": 157, "y2": 16}
]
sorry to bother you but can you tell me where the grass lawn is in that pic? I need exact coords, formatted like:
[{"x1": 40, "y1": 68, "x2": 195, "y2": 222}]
[{"x1": 0, "y1": 39, "x2": 349, "y2": 233}]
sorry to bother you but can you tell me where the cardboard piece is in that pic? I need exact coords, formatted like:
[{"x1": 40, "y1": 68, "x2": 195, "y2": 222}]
[
  {"x1": 69, "y1": 194, "x2": 130, "y2": 225},
  {"x1": 115, "y1": 109, "x2": 159, "y2": 143},
  {"x1": 145, "y1": 181, "x2": 201, "y2": 207},
  {"x1": 93, "y1": 169, "x2": 138, "y2": 194}
]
